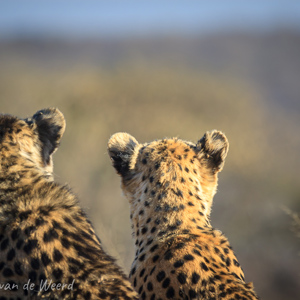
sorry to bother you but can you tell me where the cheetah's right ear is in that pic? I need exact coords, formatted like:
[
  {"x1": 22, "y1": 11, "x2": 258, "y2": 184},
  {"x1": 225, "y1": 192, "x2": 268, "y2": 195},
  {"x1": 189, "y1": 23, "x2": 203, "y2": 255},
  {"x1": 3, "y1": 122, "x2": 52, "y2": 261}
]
[
  {"x1": 108, "y1": 132, "x2": 138, "y2": 177},
  {"x1": 196, "y1": 130, "x2": 229, "y2": 173}
]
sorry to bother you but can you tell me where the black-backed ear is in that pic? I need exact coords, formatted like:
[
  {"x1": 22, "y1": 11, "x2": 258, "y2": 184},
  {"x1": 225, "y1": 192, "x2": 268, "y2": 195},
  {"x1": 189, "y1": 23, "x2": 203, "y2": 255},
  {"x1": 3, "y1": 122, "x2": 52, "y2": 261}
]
[
  {"x1": 108, "y1": 132, "x2": 138, "y2": 177},
  {"x1": 196, "y1": 130, "x2": 229, "y2": 172},
  {"x1": 32, "y1": 108, "x2": 66, "y2": 166}
]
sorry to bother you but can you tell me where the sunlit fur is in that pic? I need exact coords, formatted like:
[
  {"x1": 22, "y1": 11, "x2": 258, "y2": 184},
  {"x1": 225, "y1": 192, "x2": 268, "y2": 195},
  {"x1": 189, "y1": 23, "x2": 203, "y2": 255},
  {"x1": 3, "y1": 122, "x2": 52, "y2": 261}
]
[
  {"x1": 109, "y1": 131, "x2": 258, "y2": 300},
  {"x1": 0, "y1": 109, "x2": 138, "y2": 300}
]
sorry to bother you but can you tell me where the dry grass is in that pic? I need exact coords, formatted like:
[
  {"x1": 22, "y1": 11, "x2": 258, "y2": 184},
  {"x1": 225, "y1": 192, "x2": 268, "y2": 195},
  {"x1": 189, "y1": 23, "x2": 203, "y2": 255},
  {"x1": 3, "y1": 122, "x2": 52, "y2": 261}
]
[{"x1": 1, "y1": 40, "x2": 300, "y2": 300}]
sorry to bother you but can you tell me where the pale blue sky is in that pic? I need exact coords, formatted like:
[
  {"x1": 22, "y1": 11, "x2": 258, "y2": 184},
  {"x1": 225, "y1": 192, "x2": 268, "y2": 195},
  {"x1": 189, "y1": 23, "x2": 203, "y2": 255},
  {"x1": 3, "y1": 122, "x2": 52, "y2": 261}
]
[{"x1": 1, "y1": 1, "x2": 300, "y2": 38}]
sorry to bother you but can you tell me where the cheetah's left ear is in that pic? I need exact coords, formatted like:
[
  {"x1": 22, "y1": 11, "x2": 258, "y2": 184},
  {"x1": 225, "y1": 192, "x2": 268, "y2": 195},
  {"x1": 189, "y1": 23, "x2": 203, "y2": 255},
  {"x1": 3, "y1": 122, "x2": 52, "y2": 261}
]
[
  {"x1": 32, "y1": 108, "x2": 66, "y2": 165},
  {"x1": 108, "y1": 132, "x2": 138, "y2": 177},
  {"x1": 196, "y1": 130, "x2": 229, "y2": 172}
]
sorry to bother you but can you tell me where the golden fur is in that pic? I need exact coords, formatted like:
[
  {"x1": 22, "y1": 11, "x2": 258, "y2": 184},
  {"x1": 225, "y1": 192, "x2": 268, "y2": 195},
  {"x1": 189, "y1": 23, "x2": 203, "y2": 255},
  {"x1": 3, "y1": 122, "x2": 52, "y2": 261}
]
[
  {"x1": 108, "y1": 131, "x2": 258, "y2": 300},
  {"x1": 0, "y1": 109, "x2": 138, "y2": 300}
]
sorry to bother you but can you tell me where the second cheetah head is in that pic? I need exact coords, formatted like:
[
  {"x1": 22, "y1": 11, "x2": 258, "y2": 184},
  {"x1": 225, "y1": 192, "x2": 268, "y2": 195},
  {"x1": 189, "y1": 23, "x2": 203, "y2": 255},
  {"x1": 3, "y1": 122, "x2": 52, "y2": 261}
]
[{"x1": 108, "y1": 131, "x2": 229, "y2": 231}]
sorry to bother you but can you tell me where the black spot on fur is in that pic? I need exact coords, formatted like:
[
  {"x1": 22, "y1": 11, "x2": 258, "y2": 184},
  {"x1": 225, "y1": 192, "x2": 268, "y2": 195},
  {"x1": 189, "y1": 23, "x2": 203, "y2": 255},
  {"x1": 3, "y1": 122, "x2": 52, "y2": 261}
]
[
  {"x1": 146, "y1": 239, "x2": 153, "y2": 246},
  {"x1": 150, "y1": 266, "x2": 156, "y2": 275},
  {"x1": 53, "y1": 249, "x2": 63, "y2": 262},
  {"x1": 191, "y1": 272, "x2": 200, "y2": 284},
  {"x1": 177, "y1": 272, "x2": 187, "y2": 284},
  {"x1": 19, "y1": 210, "x2": 31, "y2": 221},
  {"x1": 29, "y1": 270, "x2": 37, "y2": 282},
  {"x1": 3, "y1": 268, "x2": 14, "y2": 277},
  {"x1": 31, "y1": 258, "x2": 40, "y2": 270},
  {"x1": 14, "y1": 261, "x2": 23, "y2": 276},
  {"x1": 24, "y1": 226, "x2": 35, "y2": 236},
  {"x1": 43, "y1": 228, "x2": 59, "y2": 243},
  {"x1": 150, "y1": 227, "x2": 156, "y2": 233},
  {"x1": 166, "y1": 287, "x2": 175, "y2": 298},
  {"x1": 156, "y1": 271, "x2": 166, "y2": 282},
  {"x1": 35, "y1": 217, "x2": 46, "y2": 227},
  {"x1": 139, "y1": 254, "x2": 146, "y2": 261},
  {"x1": 11, "y1": 228, "x2": 20, "y2": 241},
  {"x1": 6, "y1": 249, "x2": 15, "y2": 261},
  {"x1": 164, "y1": 250, "x2": 173, "y2": 261},
  {"x1": 174, "y1": 260, "x2": 184, "y2": 268},
  {"x1": 175, "y1": 242, "x2": 185, "y2": 250},
  {"x1": 39, "y1": 273, "x2": 47, "y2": 283},
  {"x1": 23, "y1": 239, "x2": 38, "y2": 255},
  {"x1": 131, "y1": 266, "x2": 136, "y2": 276},
  {"x1": 61, "y1": 237, "x2": 71, "y2": 249},
  {"x1": 162, "y1": 278, "x2": 170, "y2": 288},
  {"x1": 152, "y1": 255, "x2": 159, "y2": 263},
  {"x1": 184, "y1": 254, "x2": 194, "y2": 261},
  {"x1": 189, "y1": 289, "x2": 197, "y2": 298},
  {"x1": 69, "y1": 264, "x2": 80, "y2": 275},
  {"x1": 139, "y1": 268, "x2": 145, "y2": 278},
  {"x1": 233, "y1": 259, "x2": 240, "y2": 267},
  {"x1": 0, "y1": 238, "x2": 9, "y2": 251},
  {"x1": 52, "y1": 268, "x2": 63, "y2": 280},
  {"x1": 16, "y1": 239, "x2": 23, "y2": 249},
  {"x1": 200, "y1": 262, "x2": 209, "y2": 271},
  {"x1": 147, "y1": 281, "x2": 153, "y2": 291},
  {"x1": 193, "y1": 249, "x2": 201, "y2": 256},
  {"x1": 41, "y1": 252, "x2": 51, "y2": 267}
]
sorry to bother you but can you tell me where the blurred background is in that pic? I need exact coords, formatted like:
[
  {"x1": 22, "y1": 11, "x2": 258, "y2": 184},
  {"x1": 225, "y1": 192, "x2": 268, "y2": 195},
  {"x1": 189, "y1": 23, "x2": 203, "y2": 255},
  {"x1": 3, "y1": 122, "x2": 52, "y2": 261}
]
[{"x1": 1, "y1": 1, "x2": 300, "y2": 299}]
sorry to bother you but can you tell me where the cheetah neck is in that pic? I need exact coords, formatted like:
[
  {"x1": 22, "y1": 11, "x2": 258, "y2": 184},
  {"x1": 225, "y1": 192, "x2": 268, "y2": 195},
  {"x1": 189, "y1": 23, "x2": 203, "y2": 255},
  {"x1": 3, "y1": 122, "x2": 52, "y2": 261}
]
[
  {"x1": 129, "y1": 179, "x2": 214, "y2": 255},
  {"x1": 0, "y1": 153, "x2": 53, "y2": 193},
  {"x1": 124, "y1": 141, "x2": 220, "y2": 256}
]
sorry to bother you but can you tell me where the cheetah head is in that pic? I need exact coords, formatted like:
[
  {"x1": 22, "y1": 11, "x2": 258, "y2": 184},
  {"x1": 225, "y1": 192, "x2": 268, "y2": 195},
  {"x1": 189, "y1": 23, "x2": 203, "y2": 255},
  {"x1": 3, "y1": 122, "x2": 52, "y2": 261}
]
[
  {"x1": 0, "y1": 108, "x2": 65, "y2": 183},
  {"x1": 108, "y1": 131, "x2": 228, "y2": 229}
]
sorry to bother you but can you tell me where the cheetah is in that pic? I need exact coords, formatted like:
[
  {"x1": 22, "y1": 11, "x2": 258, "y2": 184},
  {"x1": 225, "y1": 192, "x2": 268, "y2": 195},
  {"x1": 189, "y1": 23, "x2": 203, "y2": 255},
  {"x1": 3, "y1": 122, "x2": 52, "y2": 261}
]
[
  {"x1": 0, "y1": 108, "x2": 138, "y2": 299},
  {"x1": 108, "y1": 131, "x2": 259, "y2": 300}
]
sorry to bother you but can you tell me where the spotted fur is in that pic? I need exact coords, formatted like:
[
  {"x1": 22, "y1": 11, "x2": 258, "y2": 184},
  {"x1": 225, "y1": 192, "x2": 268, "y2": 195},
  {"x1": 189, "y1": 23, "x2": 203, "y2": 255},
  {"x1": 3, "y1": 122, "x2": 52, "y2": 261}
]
[
  {"x1": 0, "y1": 109, "x2": 138, "y2": 299},
  {"x1": 108, "y1": 131, "x2": 258, "y2": 300}
]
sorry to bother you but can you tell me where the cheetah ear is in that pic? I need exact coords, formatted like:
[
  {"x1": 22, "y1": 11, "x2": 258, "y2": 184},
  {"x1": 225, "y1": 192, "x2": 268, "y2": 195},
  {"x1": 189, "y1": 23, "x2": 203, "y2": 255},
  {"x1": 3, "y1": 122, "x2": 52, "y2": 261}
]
[
  {"x1": 108, "y1": 132, "x2": 138, "y2": 177},
  {"x1": 32, "y1": 108, "x2": 66, "y2": 166},
  {"x1": 196, "y1": 130, "x2": 229, "y2": 172}
]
